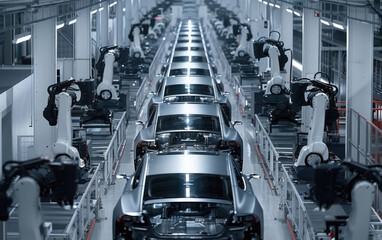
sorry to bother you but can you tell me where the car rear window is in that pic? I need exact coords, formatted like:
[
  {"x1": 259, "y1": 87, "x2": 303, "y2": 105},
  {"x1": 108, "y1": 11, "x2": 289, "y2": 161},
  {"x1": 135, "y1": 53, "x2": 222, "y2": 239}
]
[
  {"x1": 144, "y1": 173, "x2": 233, "y2": 201},
  {"x1": 156, "y1": 114, "x2": 220, "y2": 133},
  {"x1": 173, "y1": 56, "x2": 207, "y2": 63},
  {"x1": 164, "y1": 84, "x2": 214, "y2": 96},
  {"x1": 175, "y1": 47, "x2": 203, "y2": 51},
  {"x1": 169, "y1": 68, "x2": 210, "y2": 76}
]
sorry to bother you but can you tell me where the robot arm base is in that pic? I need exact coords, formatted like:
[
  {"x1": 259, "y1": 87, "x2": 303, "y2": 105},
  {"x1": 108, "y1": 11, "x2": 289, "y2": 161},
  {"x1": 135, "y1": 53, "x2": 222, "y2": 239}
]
[
  {"x1": 295, "y1": 142, "x2": 329, "y2": 167},
  {"x1": 96, "y1": 82, "x2": 118, "y2": 100}
]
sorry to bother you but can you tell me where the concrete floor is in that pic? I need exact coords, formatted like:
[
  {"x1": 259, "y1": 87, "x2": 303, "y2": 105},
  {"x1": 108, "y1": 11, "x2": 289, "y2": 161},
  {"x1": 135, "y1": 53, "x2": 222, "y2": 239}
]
[{"x1": 90, "y1": 75, "x2": 292, "y2": 239}]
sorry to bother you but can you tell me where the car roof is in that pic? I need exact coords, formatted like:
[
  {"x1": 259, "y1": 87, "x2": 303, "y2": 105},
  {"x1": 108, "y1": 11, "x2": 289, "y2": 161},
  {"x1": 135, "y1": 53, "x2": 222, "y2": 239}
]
[
  {"x1": 158, "y1": 102, "x2": 219, "y2": 116},
  {"x1": 173, "y1": 51, "x2": 206, "y2": 57},
  {"x1": 145, "y1": 152, "x2": 230, "y2": 176},
  {"x1": 165, "y1": 76, "x2": 213, "y2": 86},
  {"x1": 170, "y1": 62, "x2": 209, "y2": 70}
]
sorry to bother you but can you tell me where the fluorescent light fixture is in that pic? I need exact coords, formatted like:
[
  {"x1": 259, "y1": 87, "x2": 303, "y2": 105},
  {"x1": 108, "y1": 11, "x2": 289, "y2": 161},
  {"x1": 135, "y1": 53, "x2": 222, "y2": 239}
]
[
  {"x1": 56, "y1": 22, "x2": 65, "y2": 29},
  {"x1": 258, "y1": 0, "x2": 262, "y2": 2},
  {"x1": 263, "y1": 1, "x2": 268, "y2": 5},
  {"x1": 286, "y1": 8, "x2": 293, "y2": 13},
  {"x1": 12, "y1": 33, "x2": 31, "y2": 44},
  {"x1": 333, "y1": 22, "x2": 345, "y2": 30},
  {"x1": 320, "y1": 19, "x2": 331, "y2": 26},
  {"x1": 123, "y1": 8, "x2": 126, "y2": 12},
  {"x1": 292, "y1": 60, "x2": 303, "y2": 72},
  {"x1": 99, "y1": 7, "x2": 104, "y2": 11},
  {"x1": 269, "y1": 3, "x2": 274, "y2": 7},
  {"x1": 293, "y1": 11, "x2": 301, "y2": 17},
  {"x1": 275, "y1": 4, "x2": 280, "y2": 8},
  {"x1": 91, "y1": 9, "x2": 98, "y2": 14},
  {"x1": 68, "y1": 18, "x2": 77, "y2": 25},
  {"x1": 109, "y1": 1, "x2": 117, "y2": 7}
]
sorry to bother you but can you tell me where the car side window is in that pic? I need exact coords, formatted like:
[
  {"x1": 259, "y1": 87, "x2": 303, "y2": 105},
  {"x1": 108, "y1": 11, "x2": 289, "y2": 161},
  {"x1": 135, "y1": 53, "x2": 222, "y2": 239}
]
[
  {"x1": 132, "y1": 161, "x2": 144, "y2": 189},
  {"x1": 147, "y1": 108, "x2": 156, "y2": 127},
  {"x1": 233, "y1": 160, "x2": 245, "y2": 190}
]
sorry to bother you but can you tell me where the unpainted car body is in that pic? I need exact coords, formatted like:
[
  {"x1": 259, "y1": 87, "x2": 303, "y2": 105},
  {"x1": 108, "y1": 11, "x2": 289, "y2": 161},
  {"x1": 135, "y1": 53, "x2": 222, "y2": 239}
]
[
  {"x1": 113, "y1": 151, "x2": 264, "y2": 240},
  {"x1": 134, "y1": 103, "x2": 243, "y2": 167}
]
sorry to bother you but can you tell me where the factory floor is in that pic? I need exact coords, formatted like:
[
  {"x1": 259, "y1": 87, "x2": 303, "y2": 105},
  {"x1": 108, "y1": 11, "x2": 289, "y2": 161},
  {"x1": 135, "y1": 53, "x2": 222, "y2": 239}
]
[{"x1": 90, "y1": 79, "x2": 293, "y2": 240}]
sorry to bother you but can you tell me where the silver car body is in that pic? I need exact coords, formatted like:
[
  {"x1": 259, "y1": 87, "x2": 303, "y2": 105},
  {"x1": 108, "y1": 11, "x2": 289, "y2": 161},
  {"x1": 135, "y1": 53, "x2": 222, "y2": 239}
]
[
  {"x1": 148, "y1": 76, "x2": 231, "y2": 119},
  {"x1": 134, "y1": 103, "x2": 242, "y2": 161},
  {"x1": 113, "y1": 152, "x2": 264, "y2": 239}
]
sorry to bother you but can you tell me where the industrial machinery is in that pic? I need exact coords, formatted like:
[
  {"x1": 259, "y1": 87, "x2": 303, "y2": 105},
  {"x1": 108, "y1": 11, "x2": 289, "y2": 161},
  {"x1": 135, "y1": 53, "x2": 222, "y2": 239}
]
[
  {"x1": 253, "y1": 32, "x2": 289, "y2": 97},
  {"x1": 291, "y1": 73, "x2": 339, "y2": 167},
  {"x1": 43, "y1": 79, "x2": 86, "y2": 168},
  {"x1": 232, "y1": 23, "x2": 253, "y2": 60},
  {"x1": 128, "y1": 23, "x2": 149, "y2": 61},
  {"x1": 95, "y1": 46, "x2": 129, "y2": 102},
  {"x1": 0, "y1": 157, "x2": 78, "y2": 240},
  {"x1": 312, "y1": 160, "x2": 382, "y2": 240}
]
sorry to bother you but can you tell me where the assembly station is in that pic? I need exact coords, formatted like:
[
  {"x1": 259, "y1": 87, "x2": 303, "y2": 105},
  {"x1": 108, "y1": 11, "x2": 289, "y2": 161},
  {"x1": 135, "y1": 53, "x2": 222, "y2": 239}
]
[{"x1": 0, "y1": 0, "x2": 381, "y2": 239}]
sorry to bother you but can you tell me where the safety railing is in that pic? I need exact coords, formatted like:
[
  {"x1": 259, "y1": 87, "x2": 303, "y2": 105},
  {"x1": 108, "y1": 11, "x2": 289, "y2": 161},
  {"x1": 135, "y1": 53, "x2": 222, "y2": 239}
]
[
  {"x1": 58, "y1": 164, "x2": 101, "y2": 240},
  {"x1": 136, "y1": 28, "x2": 174, "y2": 115},
  {"x1": 282, "y1": 164, "x2": 316, "y2": 240},
  {"x1": 347, "y1": 107, "x2": 382, "y2": 217},
  {"x1": 232, "y1": 76, "x2": 247, "y2": 116},
  {"x1": 103, "y1": 111, "x2": 127, "y2": 185},
  {"x1": 253, "y1": 114, "x2": 280, "y2": 189},
  {"x1": 207, "y1": 25, "x2": 232, "y2": 81}
]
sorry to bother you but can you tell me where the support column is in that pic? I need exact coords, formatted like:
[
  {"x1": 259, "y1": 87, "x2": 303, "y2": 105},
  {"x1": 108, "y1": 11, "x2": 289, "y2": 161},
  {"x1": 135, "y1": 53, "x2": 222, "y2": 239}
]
[
  {"x1": 346, "y1": 18, "x2": 373, "y2": 120},
  {"x1": 124, "y1": 0, "x2": 132, "y2": 46},
  {"x1": 97, "y1": 2, "x2": 109, "y2": 48},
  {"x1": 33, "y1": 18, "x2": 56, "y2": 158},
  {"x1": 280, "y1": 2, "x2": 293, "y2": 86},
  {"x1": 74, "y1": 8, "x2": 91, "y2": 80},
  {"x1": 132, "y1": 0, "x2": 140, "y2": 24},
  {"x1": 301, "y1": 8, "x2": 320, "y2": 132},
  {"x1": 116, "y1": 0, "x2": 124, "y2": 46}
]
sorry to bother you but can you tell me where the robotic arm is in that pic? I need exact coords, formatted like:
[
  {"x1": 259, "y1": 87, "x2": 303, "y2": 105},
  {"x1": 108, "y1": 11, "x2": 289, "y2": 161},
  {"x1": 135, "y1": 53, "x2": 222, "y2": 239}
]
[
  {"x1": 43, "y1": 79, "x2": 84, "y2": 168},
  {"x1": 233, "y1": 23, "x2": 253, "y2": 58},
  {"x1": 128, "y1": 23, "x2": 149, "y2": 59},
  {"x1": 292, "y1": 75, "x2": 339, "y2": 166},
  {"x1": 253, "y1": 35, "x2": 289, "y2": 95},
  {"x1": 313, "y1": 161, "x2": 382, "y2": 240},
  {"x1": 0, "y1": 157, "x2": 78, "y2": 240},
  {"x1": 96, "y1": 46, "x2": 120, "y2": 101}
]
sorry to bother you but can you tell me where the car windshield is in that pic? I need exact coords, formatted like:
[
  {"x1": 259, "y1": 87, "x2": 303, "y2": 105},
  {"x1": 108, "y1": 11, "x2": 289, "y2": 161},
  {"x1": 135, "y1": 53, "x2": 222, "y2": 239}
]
[
  {"x1": 177, "y1": 39, "x2": 202, "y2": 43},
  {"x1": 144, "y1": 173, "x2": 233, "y2": 201},
  {"x1": 173, "y1": 56, "x2": 207, "y2": 63},
  {"x1": 156, "y1": 114, "x2": 220, "y2": 133},
  {"x1": 175, "y1": 47, "x2": 203, "y2": 51},
  {"x1": 170, "y1": 68, "x2": 210, "y2": 76},
  {"x1": 165, "y1": 84, "x2": 214, "y2": 96}
]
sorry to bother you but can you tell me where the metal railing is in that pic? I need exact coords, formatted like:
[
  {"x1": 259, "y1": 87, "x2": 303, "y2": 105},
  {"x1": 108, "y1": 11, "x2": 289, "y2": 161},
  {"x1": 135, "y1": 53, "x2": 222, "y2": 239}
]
[
  {"x1": 136, "y1": 29, "x2": 174, "y2": 115},
  {"x1": 253, "y1": 114, "x2": 280, "y2": 188},
  {"x1": 55, "y1": 164, "x2": 101, "y2": 240},
  {"x1": 103, "y1": 111, "x2": 127, "y2": 185},
  {"x1": 347, "y1": 107, "x2": 382, "y2": 217},
  {"x1": 282, "y1": 164, "x2": 317, "y2": 240}
]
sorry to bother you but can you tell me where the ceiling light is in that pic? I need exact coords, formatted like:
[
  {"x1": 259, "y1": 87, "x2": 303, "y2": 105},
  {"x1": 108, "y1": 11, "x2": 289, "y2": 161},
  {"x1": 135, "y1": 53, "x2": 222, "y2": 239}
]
[
  {"x1": 275, "y1": 4, "x2": 280, "y2": 8},
  {"x1": 123, "y1": 8, "x2": 126, "y2": 12},
  {"x1": 269, "y1": 3, "x2": 274, "y2": 7},
  {"x1": 258, "y1": 0, "x2": 262, "y2": 2},
  {"x1": 68, "y1": 18, "x2": 77, "y2": 25},
  {"x1": 293, "y1": 11, "x2": 301, "y2": 17},
  {"x1": 99, "y1": 7, "x2": 104, "y2": 11},
  {"x1": 56, "y1": 22, "x2": 65, "y2": 29},
  {"x1": 333, "y1": 22, "x2": 345, "y2": 30},
  {"x1": 286, "y1": 8, "x2": 293, "y2": 13},
  {"x1": 263, "y1": 1, "x2": 268, "y2": 5},
  {"x1": 12, "y1": 33, "x2": 31, "y2": 44},
  {"x1": 109, "y1": 1, "x2": 117, "y2": 7},
  {"x1": 91, "y1": 9, "x2": 98, "y2": 15},
  {"x1": 320, "y1": 18, "x2": 331, "y2": 26}
]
